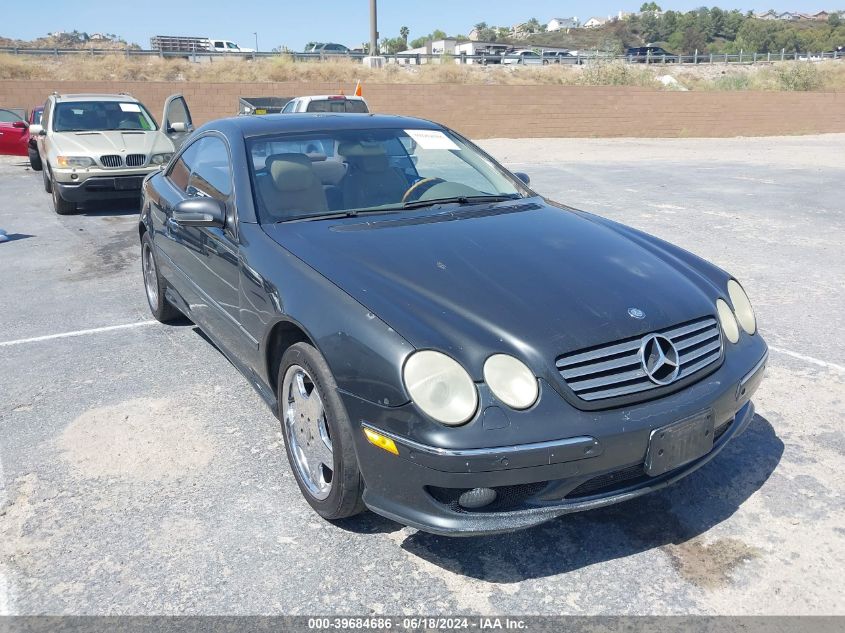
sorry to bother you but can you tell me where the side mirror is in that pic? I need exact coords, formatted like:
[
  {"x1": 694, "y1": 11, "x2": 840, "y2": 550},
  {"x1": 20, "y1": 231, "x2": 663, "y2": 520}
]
[
  {"x1": 169, "y1": 121, "x2": 190, "y2": 133},
  {"x1": 172, "y1": 197, "x2": 225, "y2": 227},
  {"x1": 12, "y1": 120, "x2": 27, "y2": 129},
  {"x1": 514, "y1": 172, "x2": 531, "y2": 186},
  {"x1": 29, "y1": 124, "x2": 43, "y2": 136}
]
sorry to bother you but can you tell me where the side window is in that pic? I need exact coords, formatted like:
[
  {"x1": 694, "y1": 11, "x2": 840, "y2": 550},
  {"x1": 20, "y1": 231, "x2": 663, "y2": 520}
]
[
  {"x1": 167, "y1": 139, "x2": 202, "y2": 192},
  {"x1": 282, "y1": 100, "x2": 296, "y2": 113},
  {"x1": 187, "y1": 136, "x2": 232, "y2": 202}
]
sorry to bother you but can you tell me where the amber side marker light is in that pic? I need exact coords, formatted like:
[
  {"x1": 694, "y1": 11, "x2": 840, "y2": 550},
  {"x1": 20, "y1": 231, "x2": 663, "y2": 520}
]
[{"x1": 364, "y1": 428, "x2": 399, "y2": 455}]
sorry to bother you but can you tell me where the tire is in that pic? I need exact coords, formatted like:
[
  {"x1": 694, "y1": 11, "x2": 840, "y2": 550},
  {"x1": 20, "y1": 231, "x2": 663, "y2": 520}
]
[
  {"x1": 42, "y1": 166, "x2": 52, "y2": 193},
  {"x1": 28, "y1": 147, "x2": 42, "y2": 171},
  {"x1": 141, "y1": 231, "x2": 181, "y2": 323},
  {"x1": 51, "y1": 178, "x2": 77, "y2": 215},
  {"x1": 278, "y1": 342, "x2": 365, "y2": 521}
]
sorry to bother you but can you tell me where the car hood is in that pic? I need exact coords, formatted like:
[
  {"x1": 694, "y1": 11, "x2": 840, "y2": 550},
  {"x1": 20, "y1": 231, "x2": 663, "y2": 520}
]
[
  {"x1": 263, "y1": 199, "x2": 725, "y2": 379},
  {"x1": 51, "y1": 130, "x2": 173, "y2": 157}
]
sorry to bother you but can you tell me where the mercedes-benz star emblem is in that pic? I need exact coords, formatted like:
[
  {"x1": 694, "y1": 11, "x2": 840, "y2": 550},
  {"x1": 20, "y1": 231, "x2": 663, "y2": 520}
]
[
  {"x1": 628, "y1": 307, "x2": 646, "y2": 320},
  {"x1": 640, "y1": 334, "x2": 680, "y2": 385}
]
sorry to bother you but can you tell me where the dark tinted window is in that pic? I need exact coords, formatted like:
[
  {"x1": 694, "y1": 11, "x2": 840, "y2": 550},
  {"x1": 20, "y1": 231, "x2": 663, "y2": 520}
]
[
  {"x1": 187, "y1": 136, "x2": 232, "y2": 201},
  {"x1": 168, "y1": 140, "x2": 202, "y2": 191},
  {"x1": 306, "y1": 99, "x2": 368, "y2": 113}
]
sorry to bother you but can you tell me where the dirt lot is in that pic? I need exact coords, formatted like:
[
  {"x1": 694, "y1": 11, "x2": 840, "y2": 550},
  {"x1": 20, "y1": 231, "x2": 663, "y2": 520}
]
[{"x1": 0, "y1": 135, "x2": 842, "y2": 615}]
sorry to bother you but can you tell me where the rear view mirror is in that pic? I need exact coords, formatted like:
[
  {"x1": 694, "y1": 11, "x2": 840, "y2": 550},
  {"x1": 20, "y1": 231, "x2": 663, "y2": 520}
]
[
  {"x1": 514, "y1": 172, "x2": 531, "y2": 186},
  {"x1": 29, "y1": 124, "x2": 43, "y2": 135},
  {"x1": 169, "y1": 121, "x2": 190, "y2": 133},
  {"x1": 172, "y1": 198, "x2": 225, "y2": 227},
  {"x1": 12, "y1": 120, "x2": 27, "y2": 129}
]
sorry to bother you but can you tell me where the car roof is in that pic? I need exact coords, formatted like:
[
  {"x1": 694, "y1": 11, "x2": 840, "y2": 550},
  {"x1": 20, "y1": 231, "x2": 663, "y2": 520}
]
[
  {"x1": 54, "y1": 93, "x2": 140, "y2": 103},
  {"x1": 203, "y1": 113, "x2": 443, "y2": 139}
]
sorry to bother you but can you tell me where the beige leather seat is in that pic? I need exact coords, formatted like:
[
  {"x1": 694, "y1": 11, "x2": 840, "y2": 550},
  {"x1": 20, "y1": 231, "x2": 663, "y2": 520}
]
[
  {"x1": 338, "y1": 143, "x2": 408, "y2": 209},
  {"x1": 258, "y1": 153, "x2": 328, "y2": 219}
]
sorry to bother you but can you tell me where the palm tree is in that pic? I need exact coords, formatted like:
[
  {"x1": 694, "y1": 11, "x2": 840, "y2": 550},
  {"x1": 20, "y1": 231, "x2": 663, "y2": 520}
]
[{"x1": 400, "y1": 26, "x2": 410, "y2": 45}]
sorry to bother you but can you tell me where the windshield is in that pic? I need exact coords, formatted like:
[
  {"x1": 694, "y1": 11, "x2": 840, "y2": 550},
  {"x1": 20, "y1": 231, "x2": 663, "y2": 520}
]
[
  {"x1": 53, "y1": 101, "x2": 158, "y2": 132},
  {"x1": 249, "y1": 127, "x2": 526, "y2": 223}
]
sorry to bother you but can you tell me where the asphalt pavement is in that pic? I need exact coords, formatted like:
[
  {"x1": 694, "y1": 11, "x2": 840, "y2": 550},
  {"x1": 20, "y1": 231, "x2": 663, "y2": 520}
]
[{"x1": 0, "y1": 135, "x2": 842, "y2": 616}]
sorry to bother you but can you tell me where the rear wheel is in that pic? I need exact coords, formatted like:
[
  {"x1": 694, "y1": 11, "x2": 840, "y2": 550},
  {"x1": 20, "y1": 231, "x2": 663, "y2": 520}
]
[
  {"x1": 51, "y1": 178, "x2": 77, "y2": 215},
  {"x1": 278, "y1": 342, "x2": 365, "y2": 520},
  {"x1": 28, "y1": 147, "x2": 42, "y2": 171},
  {"x1": 141, "y1": 232, "x2": 181, "y2": 323}
]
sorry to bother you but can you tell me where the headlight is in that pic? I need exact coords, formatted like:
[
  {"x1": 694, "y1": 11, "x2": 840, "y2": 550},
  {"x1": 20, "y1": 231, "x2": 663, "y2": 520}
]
[
  {"x1": 716, "y1": 299, "x2": 740, "y2": 344},
  {"x1": 150, "y1": 153, "x2": 173, "y2": 165},
  {"x1": 56, "y1": 156, "x2": 95, "y2": 168},
  {"x1": 483, "y1": 354, "x2": 538, "y2": 410},
  {"x1": 727, "y1": 280, "x2": 756, "y2": 335},
  {"x1": 403, "y1": 351, "x2": 478, "y2": 426}
]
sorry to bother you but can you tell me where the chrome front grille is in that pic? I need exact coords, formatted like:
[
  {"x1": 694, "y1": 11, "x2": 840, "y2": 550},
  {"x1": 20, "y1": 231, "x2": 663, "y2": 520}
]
[
  {"x1": 125, "y1": 154, "x2": 146, "y2": 167},
  {"x1": 100, "y1": 154, "x2": 122, "y2": 168},
  {"x1": 556, "y1": 316, "x2": 722, "y2": 403}
]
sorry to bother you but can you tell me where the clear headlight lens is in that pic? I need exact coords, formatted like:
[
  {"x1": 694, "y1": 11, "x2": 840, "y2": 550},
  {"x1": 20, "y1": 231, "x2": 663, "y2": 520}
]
[
  {"x1": 483, "y1": 354, "x2": 539, "y2": 410},
  {"x1": 150, "y1": 153, "x2": 173, "y2": 165},
  {"x1": 56, "y1": 156, "x2": 95, "y2": 168},
  {"x1": 727, "y1": 280, "x2": 756, "y2": 335},
  {"x1": 717, "y1": 298, "x2": 740, "y2": 344},
  {"x1": 403, "y1": 351, "x2": 478, "y2": 426}
]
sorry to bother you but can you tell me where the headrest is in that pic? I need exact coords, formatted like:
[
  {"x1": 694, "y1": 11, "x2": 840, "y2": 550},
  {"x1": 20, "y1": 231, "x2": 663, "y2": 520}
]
[
  {"x1": 266, "y1": 153, "x2": 319, "y2": 193},
  {"x1": 337, "y1": 142, "x2": 385, "y2": 158},
  {"x1": 338, "y1": 143, "x2": 389, "y2": 173}
]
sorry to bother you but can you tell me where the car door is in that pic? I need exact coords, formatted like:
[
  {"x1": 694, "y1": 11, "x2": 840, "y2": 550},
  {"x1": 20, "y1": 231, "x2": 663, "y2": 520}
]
[
  {"x1": 162, "y1": 135, "x2": 243, "y2": 355},
  {"x1": 161, "y1": 94, "x2": 194, "y2": 149},
  {"x1": 0, "y1": 109, "x2": 28, "y2": 156}
]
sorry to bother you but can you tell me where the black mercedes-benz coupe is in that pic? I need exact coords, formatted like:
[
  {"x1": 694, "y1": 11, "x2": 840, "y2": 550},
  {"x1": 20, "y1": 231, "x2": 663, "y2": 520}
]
[{"x1": 138, "y1": 113, "x2": 768, "y2": 536}]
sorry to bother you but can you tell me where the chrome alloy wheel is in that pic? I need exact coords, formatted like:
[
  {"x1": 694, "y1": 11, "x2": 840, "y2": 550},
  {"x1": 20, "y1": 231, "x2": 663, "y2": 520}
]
[
  {"x1": 142, "y1": 242, "x2": 159, "y2": 311},
  {"x1": 282, "y1": 364, "x2": 334, "y2": 500}
]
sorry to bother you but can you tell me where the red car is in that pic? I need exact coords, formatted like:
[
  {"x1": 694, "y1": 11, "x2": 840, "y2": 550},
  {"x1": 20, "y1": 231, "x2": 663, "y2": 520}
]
[{"x1": 0, "y1": 107, "x2": 30, "y2": 157}]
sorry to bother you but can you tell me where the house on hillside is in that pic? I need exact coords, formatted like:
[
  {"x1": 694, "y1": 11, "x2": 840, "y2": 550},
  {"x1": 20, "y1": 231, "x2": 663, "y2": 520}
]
[
  {"x1": 811, "y1": 11, "x2": 830, "y2": 21},
  {"x1": 547, "y1": 17, "x2": 579, "y2": 32},
  {"x1": 89, "y1": 33, "x2": 109, "y2": 41},
  {"x1": 777, "y1": 12, "x2": 801, "y2": 21},
  {"x1": 583, "y1": 17, "x2": 607, "y2": 29}
]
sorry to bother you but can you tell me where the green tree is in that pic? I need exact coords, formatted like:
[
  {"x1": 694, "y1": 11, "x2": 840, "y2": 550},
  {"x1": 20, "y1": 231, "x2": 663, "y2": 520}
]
[
  {"x1": 829, "y1": 13, "x2": 842, "y2": 28},
  {"x1": 400, "y1": 26, "x2": 409, "y2": 45},
  {"x1": 640, "y1": 2, "x2": 662, "y2": 12}
]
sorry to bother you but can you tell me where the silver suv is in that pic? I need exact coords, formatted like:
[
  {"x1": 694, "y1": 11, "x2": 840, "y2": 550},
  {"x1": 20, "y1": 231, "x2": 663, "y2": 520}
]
[{"x1": 31, "y1": 93, "x2": 194, "y2": 214}]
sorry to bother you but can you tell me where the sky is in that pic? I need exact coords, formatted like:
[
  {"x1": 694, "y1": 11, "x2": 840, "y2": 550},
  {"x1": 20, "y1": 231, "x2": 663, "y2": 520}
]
[{"x1": 5, "y1": 1, "x2": 835, "y2": 51}]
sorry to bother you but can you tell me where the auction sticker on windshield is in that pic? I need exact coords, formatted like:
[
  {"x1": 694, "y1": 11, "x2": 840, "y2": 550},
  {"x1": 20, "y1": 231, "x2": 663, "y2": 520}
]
[
  {"x1": 405, "y1": 129, "x2": 460, "y2": 151},
  {"x1": 120, "y1": 103, "x2": 141, "y2": 112}
]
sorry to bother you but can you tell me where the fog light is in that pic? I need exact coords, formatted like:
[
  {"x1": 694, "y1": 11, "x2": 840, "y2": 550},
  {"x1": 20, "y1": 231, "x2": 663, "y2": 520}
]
[
  {"x1": 71, "y1": 173, "x2": 78, "y2": 180},
  {"x1": 458, "y1": 487, "x2": 497, "y2": 509},
  {"x1": 363, "y1": 427, "x2": 399, "y2": 455}
]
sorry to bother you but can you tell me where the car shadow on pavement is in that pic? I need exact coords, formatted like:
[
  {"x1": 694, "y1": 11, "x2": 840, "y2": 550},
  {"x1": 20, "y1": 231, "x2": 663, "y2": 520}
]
[
  {"x1": 397, "y1": 413, "x2": 783, "y2": 581},
  {"x1": 75, "y1": 199, "x2": 141, "y2": 216}
]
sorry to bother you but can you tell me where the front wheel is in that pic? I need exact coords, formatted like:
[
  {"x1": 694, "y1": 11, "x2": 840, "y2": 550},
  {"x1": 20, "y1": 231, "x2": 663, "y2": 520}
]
[
  {"x1": 42, "y1": 166, "x2": 52, "y2": 193},
  {"x1": 278, "y1": 342, "x2": 365, "y2": 520},
  {"x1": 28, "y1": 147, "x2": 42, "y2": 171},
  {"x1": 51, "y1": 179, "x2": 77, "y2": 215},
  {"x1": 141, "y1": 232, "x2": 181, "y2": 322}
]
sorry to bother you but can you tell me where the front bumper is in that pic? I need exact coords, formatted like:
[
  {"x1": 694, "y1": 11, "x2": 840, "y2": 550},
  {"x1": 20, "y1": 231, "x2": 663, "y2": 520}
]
[
  {"x1": 342, "y1": 338, "x2": 768, "y2": 536},
  {"x1": 54, "y1": 174, "x2": 151, "y2": 202}
]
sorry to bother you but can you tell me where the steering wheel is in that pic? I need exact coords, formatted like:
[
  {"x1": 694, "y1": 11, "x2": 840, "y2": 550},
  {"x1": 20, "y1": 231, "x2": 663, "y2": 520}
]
[{"x1": 402, "y1": 178, "x2": 446, "y2": 203}]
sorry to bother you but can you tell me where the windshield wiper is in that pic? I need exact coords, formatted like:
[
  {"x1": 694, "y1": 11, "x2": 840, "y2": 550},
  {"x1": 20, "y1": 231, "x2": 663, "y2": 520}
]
[
  {"x1": 402, "y1": 194, "x2": 522, "y2": 211},
  {"x1": 279, "y1": 210, "x2": 360, "y2": 223}
]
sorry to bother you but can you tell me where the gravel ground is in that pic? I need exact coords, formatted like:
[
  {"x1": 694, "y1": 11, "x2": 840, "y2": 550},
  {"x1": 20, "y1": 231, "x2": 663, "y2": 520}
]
[{"x1": 0, "y1": 135, "x2": 842, "y2": 616}]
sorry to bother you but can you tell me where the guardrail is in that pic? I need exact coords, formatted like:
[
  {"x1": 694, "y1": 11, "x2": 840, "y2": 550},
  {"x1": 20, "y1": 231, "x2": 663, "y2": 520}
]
[{"x1": 1, "y1": 46, "x2": 842, "y2": 65}]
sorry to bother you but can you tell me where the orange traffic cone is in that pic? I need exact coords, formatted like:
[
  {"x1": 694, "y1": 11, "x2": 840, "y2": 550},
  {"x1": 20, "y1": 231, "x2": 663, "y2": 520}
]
[{"x1": 354, "y1": 81, "x2": 363, "y2": 97}]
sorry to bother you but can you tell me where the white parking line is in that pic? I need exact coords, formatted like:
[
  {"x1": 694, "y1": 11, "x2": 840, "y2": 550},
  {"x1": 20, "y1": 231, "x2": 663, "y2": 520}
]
[
  {"x1": 0, "y1": 321, "x2": 159, "y2": 348},
  {"x1": 769, "y1": 346, "x2": 845, "y2": 374}
]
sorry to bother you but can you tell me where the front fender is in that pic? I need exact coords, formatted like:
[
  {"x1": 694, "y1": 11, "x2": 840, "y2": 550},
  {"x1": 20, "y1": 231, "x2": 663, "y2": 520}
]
[{"x1": 240, "y1": 223, "x2": 414, "y2": 407}]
